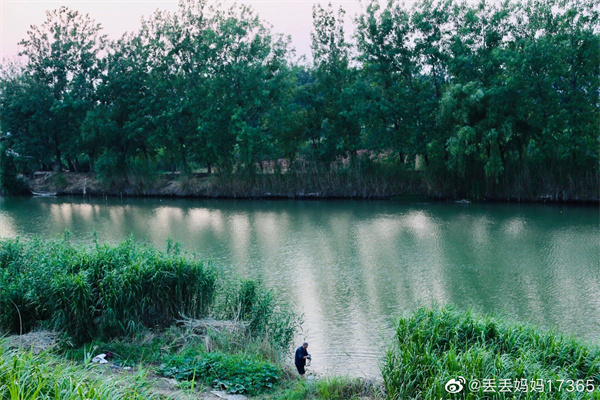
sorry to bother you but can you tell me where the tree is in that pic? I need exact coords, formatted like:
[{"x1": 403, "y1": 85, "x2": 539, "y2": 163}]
[
  {"x1": 18, "y1": 6, "x2": 106, "y2": 171},
  {"x1": 355, "y1": 0, "x2": 423, "y2": 164},
  {"x1": 311, "y1": 3, "x2": 361, "y2": 164},
  {"x1": 0, "y1": 63, "x2": 55, "y2": 171},
  {"x1": 196, "y1": 3, "x2": 291, "y2": 172}
]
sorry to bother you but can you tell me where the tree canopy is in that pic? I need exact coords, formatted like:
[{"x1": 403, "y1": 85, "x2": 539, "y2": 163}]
[{"x1": 1, "y1": 0, "x2": 598, "y2": 198}]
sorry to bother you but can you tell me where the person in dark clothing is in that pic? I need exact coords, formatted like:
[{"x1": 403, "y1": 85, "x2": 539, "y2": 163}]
[{"x1": 294, "y1": 342, "x2": 311, "y2": 376}]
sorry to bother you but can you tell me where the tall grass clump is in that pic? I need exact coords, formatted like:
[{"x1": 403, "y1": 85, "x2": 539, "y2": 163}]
[
  {"x1": 0, "y1": 343, "x2": 149, "y2": 399},
  {"x1": 0, "y1": 236, "x2": 216, "y2": 343},
  {"x1": 383, "y1": 307, "x2": 600, "y2": 399},
  {"x1": 211, "y1": 279, "x2": 302, "y2": 356}
]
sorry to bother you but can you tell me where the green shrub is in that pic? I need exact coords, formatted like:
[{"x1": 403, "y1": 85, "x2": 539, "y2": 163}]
[
  {"x1": 94, "y1": 150, "x2": 125, "y2": 186},
  {"x1": 48, "y1": 172, "x2": 68, "y2": 191},
  {"x1": 383, "y1": 307, "x2": 600, "y2": 400},
  {"x1": 157, "y1": 352, "x2": 280, "y2": 395}
]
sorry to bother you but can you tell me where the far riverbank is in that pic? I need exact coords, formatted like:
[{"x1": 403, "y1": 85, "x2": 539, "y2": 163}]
[{"x1": 21, "y1": 171, "x2": 599, "y2": 204}]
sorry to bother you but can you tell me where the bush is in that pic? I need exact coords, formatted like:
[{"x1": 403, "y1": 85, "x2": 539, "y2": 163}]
[
  {"x1": 383, "y1": 307, "x2": 600, "y2": 400},
  {"x1": 94, "y1": 150, "x2": 125, "y2": 185}
]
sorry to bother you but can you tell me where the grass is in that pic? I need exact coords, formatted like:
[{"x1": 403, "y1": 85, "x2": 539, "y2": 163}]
[
  {"x1": 0, "y1": 342, "x2": 150, "y2": 399},
  {"x1": 383, "y1": 306, "x2": 600, "y2": 399},
  {"x1": 257, "y1": 376, "x2": 384, "y2": 400}
]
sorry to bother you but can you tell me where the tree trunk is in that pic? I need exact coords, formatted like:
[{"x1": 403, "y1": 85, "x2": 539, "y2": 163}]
[{"x1": 55, "y1": 148, "x2": 62, "y2": 172}]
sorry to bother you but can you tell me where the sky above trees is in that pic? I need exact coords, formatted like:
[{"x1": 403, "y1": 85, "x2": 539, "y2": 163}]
[{"x1": 1, "y1": 0, "x2": 365, "y2": 63}]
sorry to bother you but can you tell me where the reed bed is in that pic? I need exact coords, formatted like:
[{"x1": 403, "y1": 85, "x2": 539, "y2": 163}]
[
  {"x1": 383, "y1": 307, "x2": 600, "y2": 399},
  {"x1": 209, "y1": 162, "x2": 424, "y2": 199},
  {"x1": 0, "y1": 236, "x2": 215, "y2": 343},
  {"x1": 0, "y1": 236, "x2": 300, "y2": 352}
]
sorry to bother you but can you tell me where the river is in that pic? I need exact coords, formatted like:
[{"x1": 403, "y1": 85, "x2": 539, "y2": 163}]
[{"x1": 1, "y1": 196, "x2": 598, "y2": 376}]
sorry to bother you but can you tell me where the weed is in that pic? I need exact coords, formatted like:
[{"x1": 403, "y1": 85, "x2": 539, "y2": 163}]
[{"x1": 157, "y1": 352, "x2": 280, "y2": 395}]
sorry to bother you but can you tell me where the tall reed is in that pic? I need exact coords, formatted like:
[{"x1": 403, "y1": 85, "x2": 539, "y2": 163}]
[
  {"x1": 0, "y1": 237, "x2": 216, "y2": 343},
  {"x1": 383, "y1": 307, "x2": 600, "y2": 399}
]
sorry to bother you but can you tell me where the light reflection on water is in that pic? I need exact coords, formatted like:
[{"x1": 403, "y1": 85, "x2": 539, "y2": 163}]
[{"x1": 1, "y1": 197, "x2": 599, "y2": 377}]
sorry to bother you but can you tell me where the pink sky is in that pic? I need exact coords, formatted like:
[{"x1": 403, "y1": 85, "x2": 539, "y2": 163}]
[{"x1": 1, "y1": 0, "x2": 370, "y2": 64}]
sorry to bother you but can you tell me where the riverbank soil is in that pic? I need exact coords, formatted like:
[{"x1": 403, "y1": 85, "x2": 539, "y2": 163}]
[{"x1": 25, "y1": 171, "x2": 212, "y2": 197}]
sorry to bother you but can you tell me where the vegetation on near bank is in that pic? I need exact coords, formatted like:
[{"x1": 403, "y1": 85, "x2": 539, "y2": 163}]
[
  {"x1": 0, "y1": 236, "x2": 302, "y2": 398},
  {"x1": 384, "y1": 307, "x2": 600, "y2": 399},
  {"x1": 0, "y1": 235, "x2": 297, "y2": 349},
  {"x1": 1, "y1": 238, "x2": 600, "y2": 399},
  {"x1": 0, "y1": 236, "x2": 382, "y2": 399},
  {"x1": 0, "y1": 0, "x2": 598, "y2": 200},
  {"x1": 0, "y1": 346, "x2": 150, "y2": 400}
]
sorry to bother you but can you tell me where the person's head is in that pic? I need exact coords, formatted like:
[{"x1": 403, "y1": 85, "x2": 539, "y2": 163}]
[{"x1": 302, "y1": 342, "x2": 308, "y2": 349}]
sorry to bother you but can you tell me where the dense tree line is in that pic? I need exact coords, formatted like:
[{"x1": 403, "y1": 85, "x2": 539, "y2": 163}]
[{"x1": 0, "y1": 0, "x2": 598, "y2": 198}]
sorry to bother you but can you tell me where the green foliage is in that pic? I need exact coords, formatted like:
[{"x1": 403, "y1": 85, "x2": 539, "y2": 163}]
[
  {"x1": 213, "y1": 279, "x2": 302, "y2": 353},
  {"x1": 12, "y1": 7, "x2": 105, "y2": 172},
  {"x1": 47, "y1": 172, "x2": 68, "y2": 191},
  {"x1": 0, "y1": 237, "x2": 216, "y2": 343},
  {"x1": 0, "y1": 236, "x2": 301, "y2": 365},
  {"x1": 94, "y1": 151, "x2": 126, "y2": 184},
  {"x1": 1, "y1": 0, "x2": 597, "y2": 200},
  {"x1": 157, "y1": 352, "x2": 280, "y2": 395},
  {"x1": 210, "y1": 159, "x2": 422, "y2": 198},
  {"x1": 0, "y1": 344, "x2": 148, "y2": 399},
  {"x1": 260, "y1": 377, "x2": 384, "y2": 400},
  {"x1": 383, "y1": 306, "x2": 600, "y2": 399},
  {"x1": 0, "y1": 145, "x2": 27, "y2": 195}
]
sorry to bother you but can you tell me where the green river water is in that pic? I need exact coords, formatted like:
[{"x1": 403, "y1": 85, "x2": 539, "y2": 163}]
[{"x1": 1, "y1": 196, "x2": 598, "y2": 376}]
